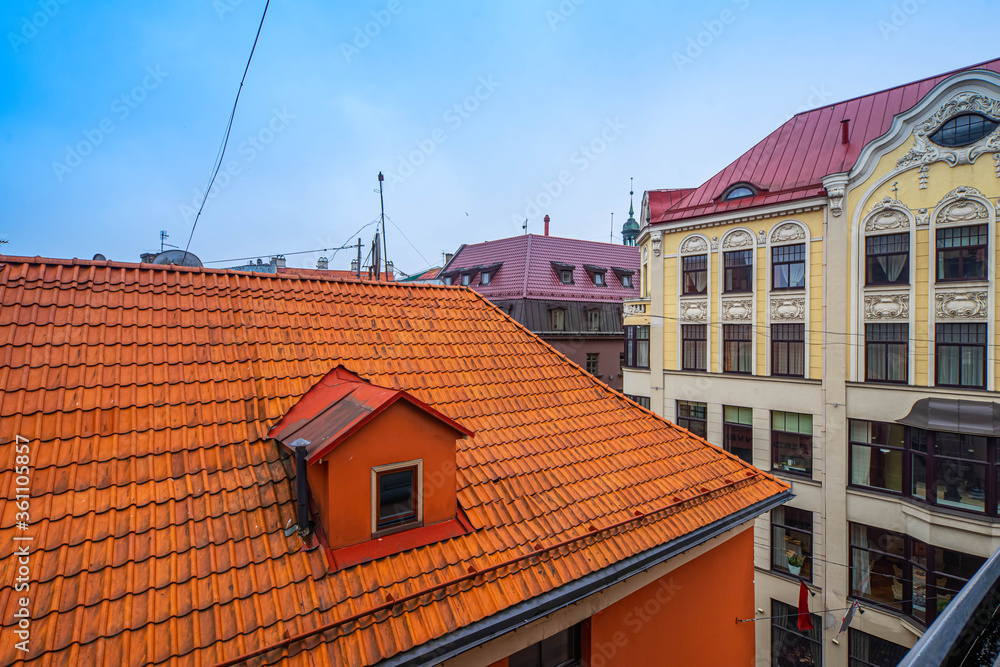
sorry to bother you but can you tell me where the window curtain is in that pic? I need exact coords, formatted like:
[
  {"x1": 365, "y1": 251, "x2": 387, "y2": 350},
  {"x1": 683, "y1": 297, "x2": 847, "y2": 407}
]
[
  {"x1": 888, "y1": 343, "x2": 907, "y2": 381},
  {"x1": 772, "y1": 507, "x2": 788, "y2": 570},
  {"x1": 938, "y1": 347, "x2": 961, "y2": 385},
  {"x1": 961, "y1": 347, "x2": 983, "y2": 387},
  {"x1": 695, "y1": 270, "x2": 707, "y2": 293},
  {"x1": 877, "y1": 254, "x2": 906, "y2": 282},
  {"x1": 638, "y1": 341, "x2": 649, "y2": 368},
  {"x1": 789, "y1": 262, "x2": 805, "y2": 288},
  {"x1": 851, "y1": 630, "x2": 870, "y2": 661},
  {"x1": 852, "y1": 446, "x2": 872, "y2": 487},
  {"x1": 851, "y1": 525, "x2": 872, "y2": 595}
]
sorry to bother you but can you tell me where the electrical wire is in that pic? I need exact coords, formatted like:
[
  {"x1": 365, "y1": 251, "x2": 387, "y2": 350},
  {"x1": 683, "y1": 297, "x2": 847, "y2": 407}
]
[
  {"x1": 181, "y1": 0, "x2": 270, "y2": 264},
  {"x1": 385, "y1": 214, "x2": 432, "y2": 269}
]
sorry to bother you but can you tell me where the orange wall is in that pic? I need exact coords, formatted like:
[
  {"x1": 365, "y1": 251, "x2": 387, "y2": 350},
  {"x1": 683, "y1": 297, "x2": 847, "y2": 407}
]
[
  {"x1": 588, "y1": 528, "x2": 755, "y2": 666},
  {"x1": 310, "y1": 399, "x2": 460, "y2": 549}
]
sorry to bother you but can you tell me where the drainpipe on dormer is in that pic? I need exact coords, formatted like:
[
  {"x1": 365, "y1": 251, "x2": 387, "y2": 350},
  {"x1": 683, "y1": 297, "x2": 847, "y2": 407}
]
[{"x1": 291, "y1": 439, "x2": 312, "y2": 536}]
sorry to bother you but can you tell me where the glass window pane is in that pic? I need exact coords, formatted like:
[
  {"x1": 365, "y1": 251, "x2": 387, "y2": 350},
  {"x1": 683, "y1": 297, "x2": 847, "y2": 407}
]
[
  {"x1": 851, "y1": 445, "x2": 903, "y2": 492},
  {"x1": 911, "y1": 454, "x2": 926, "y2": 499},
  {"x1": 378, "y1": 469, "x2": 415, "y2": 528},
  {"x1": 935, "y1": 460, "x2": 986, "y2": 512}
]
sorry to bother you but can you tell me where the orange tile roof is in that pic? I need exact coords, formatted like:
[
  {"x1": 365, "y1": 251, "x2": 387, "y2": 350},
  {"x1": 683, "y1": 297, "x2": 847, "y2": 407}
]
[{"x1": 0, "y1": 256, "x2": 788, "y2": 666}]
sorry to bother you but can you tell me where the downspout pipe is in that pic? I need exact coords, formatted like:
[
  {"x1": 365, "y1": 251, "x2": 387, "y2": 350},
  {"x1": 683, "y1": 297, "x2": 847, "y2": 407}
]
[{"x1": 291, "y1": 439, "x2": 311, "y2": 536}]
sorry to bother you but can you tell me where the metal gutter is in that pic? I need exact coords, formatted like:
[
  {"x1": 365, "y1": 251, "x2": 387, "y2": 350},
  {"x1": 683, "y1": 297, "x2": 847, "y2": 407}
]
[{"x1": 382, "y1": 490, "x2": 792, "y2": 667}]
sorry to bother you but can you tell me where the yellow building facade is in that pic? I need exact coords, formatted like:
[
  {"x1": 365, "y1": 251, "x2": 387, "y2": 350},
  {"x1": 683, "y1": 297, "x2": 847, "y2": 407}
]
[{"x1": 625, "y1": 62, "x2": 1000, "y2": 666}]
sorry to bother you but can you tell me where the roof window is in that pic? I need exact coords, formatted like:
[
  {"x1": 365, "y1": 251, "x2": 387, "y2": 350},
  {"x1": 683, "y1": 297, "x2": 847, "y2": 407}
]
[
  {"x1": 723, "y1": 184, "x2": 757, "y2": 200},
  {"x1": 929, "y1": 113, "x2": 999, "y2": 147}
]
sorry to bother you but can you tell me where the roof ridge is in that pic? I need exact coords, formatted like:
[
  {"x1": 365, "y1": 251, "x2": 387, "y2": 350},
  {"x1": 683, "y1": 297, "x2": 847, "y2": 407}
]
[{"x1": 522, "y1": 234, "x2": 531, "y2": 298}]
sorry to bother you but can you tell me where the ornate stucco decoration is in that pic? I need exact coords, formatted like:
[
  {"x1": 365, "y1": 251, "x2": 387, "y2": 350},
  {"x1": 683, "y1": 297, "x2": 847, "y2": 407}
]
[
  {"x1": 915, "y1": 209, "x2": 930, "y2": 226},
  {"x1": 721, "y1": 299, "x2": 753, "y2": 322},
  {"x1": 864, "y1": 197, "x2": 909, "y2": 232},
  {"x1": 651, "y1": 231, "x2": 663, "y2": 257},
  {"x1": 678, "y1": 234, "x2": 704, "y2": 254},
  {"x1": 757, "y1": 229, "x2": 767, "y2": 245},
  {"x1": 896, "y1": 93, "x2": 1000, "y2": 173},
  {"x1": 827, "y1": 185, "x2": 845, "y2": 217},
  {"x1": 864, "y1": 294, "x2": 909, "y2": 320},
  {"x1": 770, "y1": 223, "x2": 806, "y2": 244},
  {"x1": 994, "y1": 152, "x2": 1000, "y2": 177},
  {"x1": 623, "y1": 302, "x2": 647, "y2": 317},
  {"x1": 723, "y1": 230, "x2": 754, "y2": 249},
  {"x1": 939, "y1": 198, "x2": 989, "y2": 224},
  {"x1": 918, "y1": 164, "x2": 930, "y2": 189},
  {"x1": 711, "y1": 236, "x2": 719, "y2": 251},
  {"x1": 769, "y1": 298, "x2": 806, "y2": 321},
  {"x1": 642, "y1": 245, "x2": 648, "y2": 262},
  {"x1": 679, "y1": 300, "x2": 708, "y2": 322},
  {"x1": 935, "y1": 292, "x2": 988, "y2": 319}
]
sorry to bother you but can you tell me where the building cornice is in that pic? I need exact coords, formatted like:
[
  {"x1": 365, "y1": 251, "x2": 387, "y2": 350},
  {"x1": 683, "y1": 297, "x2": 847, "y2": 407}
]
[{"x1": 637, "y1": 198, "x2": 828, "y2": 243}]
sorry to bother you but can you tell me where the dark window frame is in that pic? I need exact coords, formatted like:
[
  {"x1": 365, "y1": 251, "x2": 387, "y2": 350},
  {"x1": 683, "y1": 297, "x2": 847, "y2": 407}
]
[
  {"x1": 771, "y1": 599, "x2": 822, "y2": 667},
  {"x1": 723, "y1": 324, "x2": 753, "y2": 374},
  {"x1": 848, "y1": 628, "x2": 909, "y2": 667},
  {"x1": 929, "y1": 113, "x2": 999, "y2": 147},
  {"x1": 722, "y1": 183, "x2": 758, "y2": 200},
  {"x1": 375, "y1": 466, "x2": 419, "y2": 533},
  {"x1": 771, "y1": 324, "x2": 805, "y2": 378},
  {"x1": 585, "y1": 353, "x2": 599, "y2": 375},
  {"x1": 771, "y1": 243, "x2": 806, "y2": 291},
  {"x1": 771, "y1": 411, "x2": 812, "y2": 477},
  {"x1": 771, "y1": 506, "x2": 813, "y2": 582},
  {"x1": 508, "y1": 623, "x2": 582, "y2": 667},
  {"x1": 936, "y1": 224, "x2": 988, "y2": 282},
  {"x1": 676, "y1": 400, "x2": 708, "y2": 438},
  {"x1": 723, "y1": 405, "x2": 753, "y2": 464},
  {"x1": 626, "y1": 394, "x2": 650, "y2": 409},
  {"x1": 682, "y1": 254, "x2": 708, "y2": 295},
  {"x1": 935, "y1": 323, "x2": 987, "y2": 389},
  {"x1": 865, "y1": 232, "x2": 910, "y2": 286},
  {"x1": 724, "y1": 249, "x2": 754, "y2": 293},
  {"x1": 865, "y1": 323, "x2": 908, "y2": 384},
  {"x1": 681, "y1": 324, "x2": 707, "y2": 371},
  {"x1": 587, "y1": 310, "x2": 601, "y2": 332},
  {"x1": 624, "y1": 325, "x2": 649, "y2": 369}
]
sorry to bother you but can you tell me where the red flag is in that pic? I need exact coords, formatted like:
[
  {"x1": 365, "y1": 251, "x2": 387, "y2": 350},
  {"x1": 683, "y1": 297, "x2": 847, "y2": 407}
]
[{"x1": 797, "y1": 581, "x2": 814, "y2": 631}]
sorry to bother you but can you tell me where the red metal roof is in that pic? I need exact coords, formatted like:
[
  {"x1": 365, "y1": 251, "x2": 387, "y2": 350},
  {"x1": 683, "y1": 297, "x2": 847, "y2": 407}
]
[
  {"x1": 0, "y1": 255, "x2": 786, "y2": 666},
  {"x1": 652, "y1": 58, "x2": 1000, "y2": 224},
  {"x1": 445, "y1": 234, "x2": 640, "y2": 302}
]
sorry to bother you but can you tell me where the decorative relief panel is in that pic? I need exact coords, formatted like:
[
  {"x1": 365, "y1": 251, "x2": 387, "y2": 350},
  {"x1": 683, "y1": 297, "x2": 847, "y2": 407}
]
[
  {"x1": 827, "y1": 185, "x2": 845, "y2": 217},
  {"x1": 679, "y1": 235, "x2": 705, "y2": 254},
  {"x1": 679, "y1": 300, "x2": 708, "y2": 322},
  {"x1": 769, "y1": 298, "x2": 806, "y2": 321},
  {"x1": 721, "y1": 299, "x2": 753, "y2": 322},
  {"x1": 757, "y1": 229, "x2": 767, "y2": 245},
  {"x1": 864, "y1": 294, "x2": 909, "y2": 320},
  {"x1": 722, "y1": 230, "x2": 754, "y2": 248},
  {"x1": 864, "y1": 197, "x2": 910, "y2": 232},
  {"x1": 651, "y1": 231, "x2": 663, "y2": 257},
  {"x1": 915, "y1": 209, "x2": 930, "y2": 226},
  {"x1": 938, "y1": 198, "x2": 989, "y2": 224},
  {"x1": 711, "y1": 236, "x2": 719, "y2": 251},
  {"x1": 896, "y1": 93, "x2": 1000, "y2": 172},
  {"x1": 770, "y1": 223, "x2": 806, "y2": 244},
  {"x1": 935, "y1": 292, "x2": 988, "y2": 319},
  {"x1": 623, "y1": 302, "x2": 647, "y2": 317}
]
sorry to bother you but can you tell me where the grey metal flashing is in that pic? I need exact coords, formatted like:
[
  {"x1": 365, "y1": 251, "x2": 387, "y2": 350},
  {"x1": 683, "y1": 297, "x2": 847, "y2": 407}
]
[
  {"x1": 379, "y1": 489, "x2": 792, "y2": 666},
  {"x1": 897, "y1": 543, "x2": 1000, "y2": 667},
  {"x1": 897, "y1": 397, "x2": 1000, "y2": 437}
]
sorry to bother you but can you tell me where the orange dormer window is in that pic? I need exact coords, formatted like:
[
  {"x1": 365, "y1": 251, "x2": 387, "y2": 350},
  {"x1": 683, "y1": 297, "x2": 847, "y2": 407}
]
[{"x1": 268, "y1": 366, "x2": 473, "y2": 566}]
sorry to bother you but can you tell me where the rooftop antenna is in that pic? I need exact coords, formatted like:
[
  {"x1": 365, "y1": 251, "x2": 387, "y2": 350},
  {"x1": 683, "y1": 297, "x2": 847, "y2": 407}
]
[
  {"x1": 378, "y1": 172, "x2": 388, "y2": 277},
  {"x1": 522, "y1": 218, "x2": 528, "y2": 235},
  {"x1": 610, "y1": 212, "x2": 614, "y2": 243},
  {"x1": 160, "y1": 230, "x2": 178, "y2": 252}
]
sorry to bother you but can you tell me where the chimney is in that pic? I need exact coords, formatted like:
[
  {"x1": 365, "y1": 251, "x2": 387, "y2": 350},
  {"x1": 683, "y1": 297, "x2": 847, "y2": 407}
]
[
  {"x1": 317, "y1": 257, "x2": 329, "y2": 270},
  {"x1": 272, "y1": 255, "x2": 286, "y2": 269},
  {"x1": 351, "y1": 258, "x2": 359, "y2": 273},
  {"x1": 140, "y1": 253, "x2": 156, "y2": 263},
  {"x1": 443, "y1": 252, "x2": 453, "y2": 265},
  {"x1": 386, "y1": 260, "x2": 394, "y2": 276},
  {"x1": 544, "y1": 214, "x2": 550, "y2": 236},
  {"x1": 841, "y1": 119, "x2": 851, "y2": 145}
]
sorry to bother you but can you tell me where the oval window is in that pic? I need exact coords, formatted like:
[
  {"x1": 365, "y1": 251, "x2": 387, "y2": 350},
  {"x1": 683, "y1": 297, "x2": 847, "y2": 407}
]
[
  {"x1": 725, "y1": 186, "x2": 755, "y2": 200},
  {"x1": 929, "y1": 113, "x2": 998, "y2": 147}
]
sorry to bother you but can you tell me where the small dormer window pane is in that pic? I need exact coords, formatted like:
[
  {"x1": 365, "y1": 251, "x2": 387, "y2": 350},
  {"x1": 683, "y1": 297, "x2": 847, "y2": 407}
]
[
  {"x1": 725, "y1": 186, "x2": 756, "y2": 200},
  {"x1": 481, "y1": 271, "x2": 491, "y2": 285},
  {"x1": 561, "y1": 270, "x2": 573, "y2": 284},
  {"x1": 377, "y1": 468, "x2": 417, "y2": 530},
  {"x1": 461, "y1": 274, "x2": 471, "y2": 286},
  {"x1": 622, "y1": 274, "x2": 633, "y2": 288},
  {"x1": 594, "y1": 272, "x2": 605, "y2": 286},
  {"x1": 444, "y1": 276, "x2": 453, "y2": 285}
]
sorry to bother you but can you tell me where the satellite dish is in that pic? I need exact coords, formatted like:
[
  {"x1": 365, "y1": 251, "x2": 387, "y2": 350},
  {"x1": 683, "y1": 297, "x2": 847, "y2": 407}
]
[
  {"x1": 151, "y1": 250, "x2": 203, "y2": 267},
  {"x1": 92, "y1": 253, "x2": 107, "y2": 261}
]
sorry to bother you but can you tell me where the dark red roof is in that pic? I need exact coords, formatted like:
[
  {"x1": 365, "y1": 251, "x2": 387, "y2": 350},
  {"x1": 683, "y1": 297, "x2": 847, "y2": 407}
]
[
  {"x1": 445, "y1": 234, "x2": 640, "y2": 302},
  {"x1": 653, "y1": 58, "x2": 1000, "y2": 224}
]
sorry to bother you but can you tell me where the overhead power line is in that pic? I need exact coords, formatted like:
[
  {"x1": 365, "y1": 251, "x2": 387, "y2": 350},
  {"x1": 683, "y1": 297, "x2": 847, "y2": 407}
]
[{"x1": 181, "y1": 0, "x2": 271, "y2": 264}]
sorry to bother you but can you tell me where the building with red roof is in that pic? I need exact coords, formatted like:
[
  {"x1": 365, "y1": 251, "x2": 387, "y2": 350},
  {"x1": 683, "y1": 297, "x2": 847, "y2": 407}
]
[
  {"x1": 441, "y1": 220, "x2": 640, "y2": 392},
  {"x1": 625, "y1": 57, "x2": 1000, "y2": 666},
  {"x1": 0, "y1": 255, "x2": 788, "y2": 666}
]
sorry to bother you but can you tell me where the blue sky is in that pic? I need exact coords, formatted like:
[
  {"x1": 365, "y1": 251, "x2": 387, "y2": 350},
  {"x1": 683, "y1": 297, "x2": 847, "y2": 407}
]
[{"x1": 1, "y1": 0, "x2": 997, "y2": 274}]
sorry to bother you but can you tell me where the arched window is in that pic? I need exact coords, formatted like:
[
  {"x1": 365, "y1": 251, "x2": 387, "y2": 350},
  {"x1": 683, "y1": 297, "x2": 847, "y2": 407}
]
[
  {"x1": 929, "y1": 113, "x2": 998, "y2": 147},
  {"x1": 723, "y1": 184, "x2": 757, "y2": 200}
]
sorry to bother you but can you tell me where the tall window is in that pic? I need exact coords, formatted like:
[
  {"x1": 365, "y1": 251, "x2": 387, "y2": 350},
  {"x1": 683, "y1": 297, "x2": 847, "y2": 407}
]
[
  {"x1": 849, "y1": 420, "x2": 904, "y2": 493},
  {"x1": 585, "y1": 353, "x2": 599, "y2": 375},
  {"x1": 509, "y1": 624, "x2": 581, "y2": 667},
  {"x1": 848, "y1": 629, "x2": 909, "y2": 667},
  {"x1": 723, "y1": 405, "x2": 753, "y2": 464},
  {"x1": 723, "y1": 324, "x2": 753, "y2": 374},
  {"x1": 550, "y1": 308, "x2": 565, "y2": 331},
  {"x1": 682, "y1": 324, "x2": 707, "y2": 371},
  {"x1": 866, "y1": 233, "x2": 909, "y2": 285},
  {"x1": 937, "y1": 224, "x2": 987, "y2": 281},
  {"x1": 724, "y1": 249, "x2": 753, "y2": 292},
  {"x1": 375, "y1": 465, "x2": 419, "y2": 532},
  {"x1": 771, "y1": 411, "x2": 812, "y2": 476},
  {"x1": 772, "y1": 244, "x2": 806, "y2": 290},
  {"x1": 587, "y1": 310, "x2": 601, "y2": 331},
  {"x1": 865, "y1": 323, "x2": 908, "y2": 383},
  {"x1": 849, "y1": 523, "x2": 986, "y2": 626},
  {"x1": 771, "y1": 599, "x2": 822, "y2": 667},
  {"x1": 936, "y1": 323, "x2": 986, "y2": 389},
  {"x1": 771, "y1": 324, "x2": 805, "y2": 377},
  {"x1": 682, "y1": 255, "x2": 707, "y2": 294},
  {"x1": 676, "y1": 400, "x2": 707, "y2": 438},
  {"x1": 771, "y1": 506, "x2": 812, "y2": 581},
  {"x1": 624, "y1": 325, "x2": 649, "y2": 369}
]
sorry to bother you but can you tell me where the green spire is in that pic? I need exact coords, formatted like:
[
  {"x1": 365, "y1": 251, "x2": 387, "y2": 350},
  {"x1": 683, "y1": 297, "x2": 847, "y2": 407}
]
[{"x1": 622, "y1": 177, "x2": 639, "y2": 245}]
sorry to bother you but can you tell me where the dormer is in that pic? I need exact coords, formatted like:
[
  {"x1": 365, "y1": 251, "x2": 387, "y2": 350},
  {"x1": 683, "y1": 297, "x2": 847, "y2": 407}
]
[
  {"x1": 551, "y1": 261, "x2": 576, "y2": 284},
  {"x1": 268, "y1": 366, "x2": 473, "y2": 566},
  {"x1": 582, "y1": 264, "x2": 607, "y2": 286}
]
